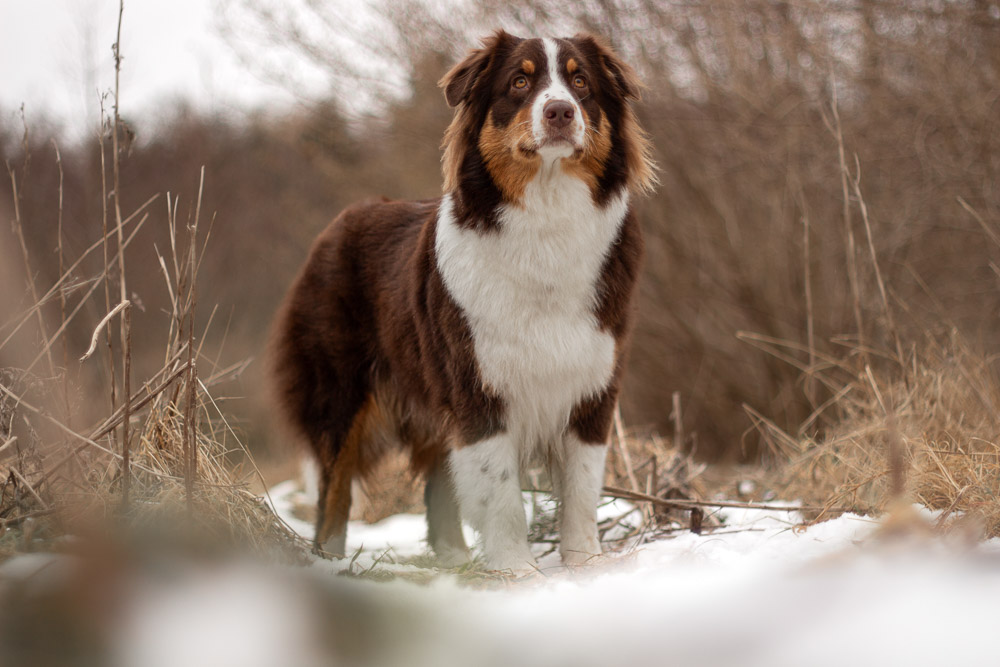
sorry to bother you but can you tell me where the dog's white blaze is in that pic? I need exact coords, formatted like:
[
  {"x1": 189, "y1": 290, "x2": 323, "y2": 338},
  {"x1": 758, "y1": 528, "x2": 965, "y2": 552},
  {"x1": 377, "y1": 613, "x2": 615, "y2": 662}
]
[{"x1": 531, "y1": 38, "x2": 585, "y2": 156}]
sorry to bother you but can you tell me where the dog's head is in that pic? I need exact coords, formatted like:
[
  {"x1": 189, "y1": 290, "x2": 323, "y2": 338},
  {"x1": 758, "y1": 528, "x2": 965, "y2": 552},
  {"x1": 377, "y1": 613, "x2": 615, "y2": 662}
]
[{"x1": 440, "y1": 31, "x2": 656, "y2": 208}]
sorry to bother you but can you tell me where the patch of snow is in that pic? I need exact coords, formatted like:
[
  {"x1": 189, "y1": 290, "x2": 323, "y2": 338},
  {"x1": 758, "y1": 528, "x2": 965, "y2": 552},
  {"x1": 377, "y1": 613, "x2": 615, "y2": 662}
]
[{"x1": 113, "y1": 564, "x2": 328, "y2": 667}]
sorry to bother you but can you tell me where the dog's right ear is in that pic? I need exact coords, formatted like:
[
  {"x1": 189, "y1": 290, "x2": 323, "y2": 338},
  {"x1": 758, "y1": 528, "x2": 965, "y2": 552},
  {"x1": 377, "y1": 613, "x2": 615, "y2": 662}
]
[{"x1": 440, "y1": 30, "x2": 513, "y2": 107}]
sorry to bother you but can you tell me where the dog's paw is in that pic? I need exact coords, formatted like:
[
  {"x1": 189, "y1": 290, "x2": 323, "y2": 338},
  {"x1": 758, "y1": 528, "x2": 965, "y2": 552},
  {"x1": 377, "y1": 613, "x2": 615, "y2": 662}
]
[{"x1": 434, "y1": 546, "x2": 472, "y2": 569}]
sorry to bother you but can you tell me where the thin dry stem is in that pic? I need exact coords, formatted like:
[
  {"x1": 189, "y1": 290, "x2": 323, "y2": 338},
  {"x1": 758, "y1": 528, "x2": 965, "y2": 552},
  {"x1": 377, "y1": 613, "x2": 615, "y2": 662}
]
[
  {"x1": 613, "y1": 403, "x2": 640, "y2": 493},
  {"x1": 6, "y1": 166, "x2": 55, "y2": 375},
  {"x1": 80, "y1": 300, "x2": 129, "y2": 362},
  {"x1": 0, "y1": 192, "x2": 156, "y2": 355},
  {"x1": 110, "y1": 0, "x2": 131, "y2": 509},
  {"x1": 851, "y1": 155, "x2": 904, "y2": 366},
  {"x1": 828, "y1": 83, "x2": 865, "y2": 354},
  {"x1": 52, "y1": 139, "x2": 69, "y2": 421},
  {"x1": 800, "y1": 187, "x2": 817, "y2": 407}
]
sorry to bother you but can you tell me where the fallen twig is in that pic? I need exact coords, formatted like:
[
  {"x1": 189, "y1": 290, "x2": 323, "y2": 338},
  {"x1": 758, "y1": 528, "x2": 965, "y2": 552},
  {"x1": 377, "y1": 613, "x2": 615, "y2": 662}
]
[
  {"x1": 601, "y1": 484, "x2": 857, "y2": 514},
  {"x1": 0, "y1": 508, "x2": 57, "y2": 527},
  {"x1": 10, "y1": 466, "x2": 48, "y2": 510}
]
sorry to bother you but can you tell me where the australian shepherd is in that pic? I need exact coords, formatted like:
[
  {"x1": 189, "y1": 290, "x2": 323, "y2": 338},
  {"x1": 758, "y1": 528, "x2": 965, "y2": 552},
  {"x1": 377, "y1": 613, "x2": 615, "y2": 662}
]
[{"x1": 271, "y1": 30, "x2": 656, "y2": 573}]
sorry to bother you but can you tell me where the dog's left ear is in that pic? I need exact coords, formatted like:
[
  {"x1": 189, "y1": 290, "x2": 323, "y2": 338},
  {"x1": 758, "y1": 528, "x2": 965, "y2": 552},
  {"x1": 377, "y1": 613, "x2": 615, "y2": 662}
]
[
  {"x1": 440, "y1": 30, "x2": 515, "y2": 107},
  {"x1": 573, "y1": 33, "x2": 644, "y2": 101}
]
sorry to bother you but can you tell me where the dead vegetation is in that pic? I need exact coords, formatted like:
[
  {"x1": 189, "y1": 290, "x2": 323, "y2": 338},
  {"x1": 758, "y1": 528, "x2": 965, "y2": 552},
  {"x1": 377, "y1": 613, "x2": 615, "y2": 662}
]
[
  {"x1": 0, "y1": 4, "x2": 305, "y2": 563},
  {"x1": 756, "y1": 332, "x2": 1000, "y2": 538},
  {"x1": 0, "y1": 160, "x2": 305, "y2": 558}
]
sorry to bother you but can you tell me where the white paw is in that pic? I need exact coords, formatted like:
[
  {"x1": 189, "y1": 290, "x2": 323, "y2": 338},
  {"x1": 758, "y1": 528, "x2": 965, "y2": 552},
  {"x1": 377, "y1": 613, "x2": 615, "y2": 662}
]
[
  {"x1": 434, "y1": 546, "x2": 472, "y2": 568},
  {"x1": 483, "y1": 549, "x2": 538, "y2": 575},
  {"x1": 560, "y1": 537, "x2": 601, "y2": 566}
]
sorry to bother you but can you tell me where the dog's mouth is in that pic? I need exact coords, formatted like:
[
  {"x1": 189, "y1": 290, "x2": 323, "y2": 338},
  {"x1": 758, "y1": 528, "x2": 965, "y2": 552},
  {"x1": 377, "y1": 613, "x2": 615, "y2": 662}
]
[{"x1": 518, "y1": 136, "x2": 583, "y2": 158}]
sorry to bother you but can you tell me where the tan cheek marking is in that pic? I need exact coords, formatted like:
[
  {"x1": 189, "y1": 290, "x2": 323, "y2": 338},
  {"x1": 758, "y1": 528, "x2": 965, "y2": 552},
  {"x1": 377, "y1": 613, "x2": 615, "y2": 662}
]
[
  {"x1": 522, "y1": 59, "x2": 535, "y2": 75},
  {"x1": 478, "y1": 108, "x2": 540, "y2": 204},
  {"x1": 567, "y1": 58, "x2": 578, "y2": 74},
  {"x1": 561, "y1": 109, "x2": 613, "y2": 195}
]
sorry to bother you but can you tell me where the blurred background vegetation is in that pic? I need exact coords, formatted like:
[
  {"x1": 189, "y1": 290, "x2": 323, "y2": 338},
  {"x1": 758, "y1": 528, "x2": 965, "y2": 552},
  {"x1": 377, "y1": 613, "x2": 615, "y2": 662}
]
[{"x1": 2, "y1": 0, "x2": 998, "y2": 463}]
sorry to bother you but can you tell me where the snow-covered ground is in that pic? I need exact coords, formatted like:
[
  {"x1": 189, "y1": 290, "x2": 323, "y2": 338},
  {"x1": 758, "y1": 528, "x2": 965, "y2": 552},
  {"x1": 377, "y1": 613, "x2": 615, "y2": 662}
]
[
  {"x1": 256, "y1": 480, "x2": 1000, "y2": 667},
  {"x1": 5, "y1": 482, "x2": 1000, "y2": 666}
]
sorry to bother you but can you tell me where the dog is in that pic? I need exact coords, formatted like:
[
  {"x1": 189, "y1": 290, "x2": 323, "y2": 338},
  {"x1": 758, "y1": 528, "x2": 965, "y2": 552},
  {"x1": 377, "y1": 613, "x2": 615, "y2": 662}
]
[{"x1": 271, "y1": 30, "x2": 655, "y2": 573}]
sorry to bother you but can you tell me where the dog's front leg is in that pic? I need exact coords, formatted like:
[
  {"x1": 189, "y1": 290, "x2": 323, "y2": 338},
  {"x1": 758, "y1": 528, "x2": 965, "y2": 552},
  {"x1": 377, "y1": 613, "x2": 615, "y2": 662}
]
[
  {"x1": 555, "y1": 434, "x2": 607, "y2": 565},
  {"x1": 449, "y1": 433, "x2": 536, "y2": 574}
]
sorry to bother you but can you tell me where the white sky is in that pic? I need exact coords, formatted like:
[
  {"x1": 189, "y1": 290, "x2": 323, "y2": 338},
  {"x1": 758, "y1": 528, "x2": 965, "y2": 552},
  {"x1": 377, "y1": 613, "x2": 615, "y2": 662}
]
[{"x1": 0, "y1": 0, "x2": 326, "y2": 140}]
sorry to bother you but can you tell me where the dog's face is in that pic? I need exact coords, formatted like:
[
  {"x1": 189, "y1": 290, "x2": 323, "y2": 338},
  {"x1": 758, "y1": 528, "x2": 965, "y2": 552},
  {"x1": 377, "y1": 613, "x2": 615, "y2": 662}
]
[{"x1": 440, "y1": 32, "x2": 656, "y2": 206}]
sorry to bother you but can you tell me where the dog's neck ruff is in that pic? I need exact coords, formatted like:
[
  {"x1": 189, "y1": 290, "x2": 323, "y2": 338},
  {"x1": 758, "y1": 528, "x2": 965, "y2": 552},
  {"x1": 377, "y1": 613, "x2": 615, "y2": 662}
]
[{"x1": 436, "y1": 169, "x2": 629, "y2": 454}]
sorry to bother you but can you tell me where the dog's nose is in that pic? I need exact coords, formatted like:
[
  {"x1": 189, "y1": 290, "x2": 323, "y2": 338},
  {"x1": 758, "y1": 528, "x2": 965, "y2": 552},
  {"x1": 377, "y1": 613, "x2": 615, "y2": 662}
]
[{"x1": 543, "y1": 100, "x2": 574, "y2": 129}]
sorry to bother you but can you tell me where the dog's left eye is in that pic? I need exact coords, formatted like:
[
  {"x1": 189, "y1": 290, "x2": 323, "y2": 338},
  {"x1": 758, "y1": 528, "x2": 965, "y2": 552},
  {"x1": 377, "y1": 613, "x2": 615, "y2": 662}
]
[{"x1": 572, "y1": 75, "x2": 587, "y2": 89}]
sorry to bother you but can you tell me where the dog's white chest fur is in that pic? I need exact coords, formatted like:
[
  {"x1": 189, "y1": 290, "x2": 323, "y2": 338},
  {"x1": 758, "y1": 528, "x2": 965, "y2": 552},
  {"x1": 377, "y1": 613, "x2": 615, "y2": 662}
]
[{"x1": 436, "y1": 169, "x2": 628, "y2": 450}]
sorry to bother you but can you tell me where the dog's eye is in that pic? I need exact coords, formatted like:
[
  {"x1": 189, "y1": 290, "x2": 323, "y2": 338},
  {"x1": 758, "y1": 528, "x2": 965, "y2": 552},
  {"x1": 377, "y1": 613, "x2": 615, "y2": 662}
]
[
  {"x1": 512, "y1": 75, "x2": 528, "y2": 90},
  {"x1": 572, "y1": 75, "x2": 587, "y2": 89}
]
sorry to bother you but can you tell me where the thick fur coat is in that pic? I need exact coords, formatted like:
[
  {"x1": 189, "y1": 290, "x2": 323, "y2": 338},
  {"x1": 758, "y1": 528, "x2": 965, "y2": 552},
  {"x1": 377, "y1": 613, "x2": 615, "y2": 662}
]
[{"x1": 272, "y1": 31, "x2": 655, "y2": 572}]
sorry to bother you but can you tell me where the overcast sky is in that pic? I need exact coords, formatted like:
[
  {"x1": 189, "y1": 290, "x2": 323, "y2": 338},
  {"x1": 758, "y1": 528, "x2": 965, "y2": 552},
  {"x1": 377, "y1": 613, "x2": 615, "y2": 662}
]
[{"x1": 0, "y1": 0, "x2": 328, "y2": 140}]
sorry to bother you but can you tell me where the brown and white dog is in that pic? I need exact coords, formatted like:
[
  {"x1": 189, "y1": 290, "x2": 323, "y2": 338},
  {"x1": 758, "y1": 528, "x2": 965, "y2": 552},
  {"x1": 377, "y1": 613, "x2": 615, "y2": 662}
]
[{"x1": 271, "y1": 31, "x2": 655, "y2": 573}]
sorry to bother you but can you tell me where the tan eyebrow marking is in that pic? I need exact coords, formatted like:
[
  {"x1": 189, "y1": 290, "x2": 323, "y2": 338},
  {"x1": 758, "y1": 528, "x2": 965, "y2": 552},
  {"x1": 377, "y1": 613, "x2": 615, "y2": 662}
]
[
  {"x1": 566, "y1": 58, "x2": 578, "y2": 74},
  {"x1": 521, "y1": 59, "x2": 535, "y2": 75}
]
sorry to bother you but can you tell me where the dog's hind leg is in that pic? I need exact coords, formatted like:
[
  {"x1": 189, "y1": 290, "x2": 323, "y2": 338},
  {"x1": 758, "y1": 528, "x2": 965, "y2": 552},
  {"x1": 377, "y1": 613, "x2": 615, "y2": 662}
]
[
  {"x1": 313, "y1": 395, "x2": 378, "y2": 557},
  {"x1": 313, "y1": 433, "x2": 358, "y2": 558},
  {"x1": 425, "y1": 458, "x2": 470, "y2": 567}
]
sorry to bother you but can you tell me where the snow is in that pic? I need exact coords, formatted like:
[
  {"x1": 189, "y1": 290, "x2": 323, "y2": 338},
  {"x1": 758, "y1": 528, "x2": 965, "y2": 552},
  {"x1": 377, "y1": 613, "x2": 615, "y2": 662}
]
[
  {"x1": 114, "y1": 565, "x2": 328, "y2": 667},
  {"x1": 6, "y1": 483, "x2": 1000, "y2": 665},
  {"x1": 258, "y1": 482, "x2": 1000, "y2": 666}
]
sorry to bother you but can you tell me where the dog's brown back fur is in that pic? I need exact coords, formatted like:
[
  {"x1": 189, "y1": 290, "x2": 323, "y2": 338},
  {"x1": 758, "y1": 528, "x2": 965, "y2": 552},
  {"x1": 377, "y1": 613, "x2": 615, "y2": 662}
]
[{"x1": 271, "y1": 198, "x2": 504, "y2": 542}]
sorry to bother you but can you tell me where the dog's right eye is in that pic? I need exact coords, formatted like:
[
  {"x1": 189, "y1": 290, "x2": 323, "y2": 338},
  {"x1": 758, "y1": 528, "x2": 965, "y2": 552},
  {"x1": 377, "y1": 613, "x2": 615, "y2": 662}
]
[{"x1": 512, "y1": 76, "x2": 528, "y2": 90}]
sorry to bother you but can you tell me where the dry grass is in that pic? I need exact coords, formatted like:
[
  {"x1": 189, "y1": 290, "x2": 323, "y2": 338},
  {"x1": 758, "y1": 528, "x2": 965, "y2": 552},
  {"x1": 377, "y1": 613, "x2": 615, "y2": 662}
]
[
  {"x1": 0, "y1": 15, "x2": 307, "y2": 561},
  {"x1": 0, "y1": 207, "x2": 306, "y2": 560},
  {"x1": 757, "y1": 333, "x2": 1000, "y2": 537}
]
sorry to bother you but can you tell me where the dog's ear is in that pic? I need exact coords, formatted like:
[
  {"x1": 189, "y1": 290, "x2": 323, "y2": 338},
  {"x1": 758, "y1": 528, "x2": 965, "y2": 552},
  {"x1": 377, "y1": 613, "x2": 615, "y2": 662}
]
[
  {"x1": 572, "y1": 33, "x2": 644, "y2": 101},
  {"x1": 440, "y1": 30, "x2": 514, "y2": 107}
]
